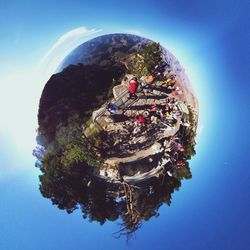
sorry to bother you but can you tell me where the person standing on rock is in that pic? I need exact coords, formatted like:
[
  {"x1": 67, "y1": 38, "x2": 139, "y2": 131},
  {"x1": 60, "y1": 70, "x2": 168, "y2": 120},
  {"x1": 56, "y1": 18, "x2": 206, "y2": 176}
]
[
  {"x1": 152, "y1": 59, "x2": 167, "y2": 79},
  {"x1": 128, "y1": 77, "x2": 139, "y2": 99},
  {"x1": 140, "y1": 75, "x2": 154, "y2": 89}
]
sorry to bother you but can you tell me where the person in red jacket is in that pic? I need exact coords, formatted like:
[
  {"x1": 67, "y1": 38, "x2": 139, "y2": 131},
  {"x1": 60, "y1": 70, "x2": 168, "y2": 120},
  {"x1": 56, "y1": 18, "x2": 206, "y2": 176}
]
[
  {"x1": 135, "y1": 114, "x2": 145, "y2": 125},
  {"x1": 128, "y1": 77, "x2": 139, "y2": 99}
]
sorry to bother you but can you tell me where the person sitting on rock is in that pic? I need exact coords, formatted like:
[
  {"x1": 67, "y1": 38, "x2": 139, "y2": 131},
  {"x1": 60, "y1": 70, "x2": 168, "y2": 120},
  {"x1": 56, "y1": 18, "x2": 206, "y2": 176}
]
[
  {"x1": 175, "y1": 143, "x2": 184, "y2": 152},
  {"x1": 177, "y1": 161, "x2": 185, "y2": 168},
  {"x1": 174, "y1": 86, "x2": 183, "y2": 96},
  {"x1": 128, "y1": 77, "x2": 139, "y2": 99},
  {"x1": 106, "y1": 102, "x2": 119, "y2": 114},
  {"x1": 150, "y1": 101, "x2": 157, "y2": 113},
  {"x1": 140, "y1": 76, "x2": 149, "y2": 88},
  {"x1": 170, "y1": 138, "x2": 184, "y2": 152},
  {"x1": 152, "y1": 59, "x2": 167, "y2": 78},
  {"x1": 140, "y1": 75, "x2": 155, "y2": 89},
  {"x1": 135, "y1": 114, "x2": 146, "y2": 125},
  {"x1": 164, "y1": 102, "x2": 173, "y2": 114},
  {"x1": 164, "y1": 75, "x2": 176, "y2": 89},
  {"x1": 150, "y1": 101, "x2": 161, "y2": 119},
  {"x1": 169, "y1": 97, "x2": 178, "y2": 107},
  {"x1": 164, "y1": 110, "x2": 177, "y2": 126}
]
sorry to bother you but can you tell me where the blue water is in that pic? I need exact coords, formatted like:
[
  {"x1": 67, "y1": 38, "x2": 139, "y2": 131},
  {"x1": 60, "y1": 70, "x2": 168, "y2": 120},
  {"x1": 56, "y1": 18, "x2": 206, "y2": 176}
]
[{"x1": 1, "y1": 0, "x2": 250, "y2": 249}]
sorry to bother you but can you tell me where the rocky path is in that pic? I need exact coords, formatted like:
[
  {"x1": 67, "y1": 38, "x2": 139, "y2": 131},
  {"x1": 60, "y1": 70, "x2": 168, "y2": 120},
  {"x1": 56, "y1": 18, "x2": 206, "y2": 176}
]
[
  {"x1": 104, "y1": 118, "x2": 181, "y2": 166},
  {"x1": 88, "y1": 73, "x2": 197, "y2": 180}
]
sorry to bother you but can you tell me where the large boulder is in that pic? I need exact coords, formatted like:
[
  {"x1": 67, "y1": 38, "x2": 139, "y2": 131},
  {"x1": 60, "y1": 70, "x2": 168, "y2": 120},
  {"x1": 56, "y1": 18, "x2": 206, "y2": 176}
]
[
  {"x1": 113, "y1": 85, "x2": 128, "y2": 99},
  {"x1": 113, "y1": 74, "x2": 135, "y2": 99},
  {"x1": 92, "y1": 106, "x2": 106, "y2": 121}
]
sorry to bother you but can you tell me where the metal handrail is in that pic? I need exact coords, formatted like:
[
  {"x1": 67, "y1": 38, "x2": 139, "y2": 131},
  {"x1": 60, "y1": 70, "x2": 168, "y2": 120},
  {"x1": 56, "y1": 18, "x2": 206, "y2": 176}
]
[
  {"x1": 93, "y1": 88, "x2": 129, "y2": 121},
  {"x1": 93, "y1": 83, "x2": 143, "y2": 127}
]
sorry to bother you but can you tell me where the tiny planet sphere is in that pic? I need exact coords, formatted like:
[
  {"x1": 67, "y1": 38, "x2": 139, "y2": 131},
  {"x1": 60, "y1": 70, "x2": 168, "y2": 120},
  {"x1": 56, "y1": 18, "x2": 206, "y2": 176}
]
[
  {"x1": 35, "y1": 33, "x2": 199, "y2": 236},
  {"x1": 54, "y1": 33, "x2": 199, "y2": 181}
]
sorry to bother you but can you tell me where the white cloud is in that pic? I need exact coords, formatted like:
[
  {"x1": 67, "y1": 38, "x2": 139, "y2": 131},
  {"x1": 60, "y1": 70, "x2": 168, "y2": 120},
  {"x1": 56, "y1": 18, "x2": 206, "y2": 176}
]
[
  {"x1": 0, "y1": 26, "x2": 102, "y2": 179},
  {"x1": 37, "y1": 26, "x2": 102, "y2": 78}
]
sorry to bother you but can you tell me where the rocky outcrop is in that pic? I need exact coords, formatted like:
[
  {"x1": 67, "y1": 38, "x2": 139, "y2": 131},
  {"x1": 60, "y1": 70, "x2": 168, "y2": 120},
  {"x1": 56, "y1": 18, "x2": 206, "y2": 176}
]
[
  {"x1": 38, "y1": 63, "x2": 125, "y2": 142},
  {"x1": 92, "y1": 106, "x2": 106, "y2": 121},
  {"x1": 112, "y1": 74, "x2": 134, "y2": 99}
]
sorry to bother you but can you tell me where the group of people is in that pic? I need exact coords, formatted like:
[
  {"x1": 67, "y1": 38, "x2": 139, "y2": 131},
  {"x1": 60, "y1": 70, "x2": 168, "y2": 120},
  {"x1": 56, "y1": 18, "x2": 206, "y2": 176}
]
[
  {"x1": 132, "y1": 96, "x2": 180, "y2": 132},
  {"x1": 155, "y1": 135, "x2": 187, "y2": 176},
  {"x1": 105, "y1": 58, "x2": 185, "y2": 133},
  {"x1": 127, "y1": 60, "x2": 181, "y2": 100},
  {"x1": 127, "y1": 59, "x2": 167, "y2": 99}
]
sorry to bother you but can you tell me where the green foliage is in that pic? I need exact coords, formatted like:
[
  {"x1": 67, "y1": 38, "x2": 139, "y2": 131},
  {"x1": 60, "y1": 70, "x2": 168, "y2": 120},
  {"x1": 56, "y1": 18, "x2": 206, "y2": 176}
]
[
  {"x1": 39, "y1": 113, "x2": 102, "y2": 202},
  {"x1": 85, "y1": 117, "x2": 93, "y2": 127},
  {"x1": 173, "y1": 164, "x2": 192, "y2": 180},
  {"x1": 184, "y1": 144, "x2": 196, "y2": 160},
  {"x1": 38, "y1": 64, "x2": 126, "y2": 143},
  {"x1": 128, "y1": 42, "x2": 162, "y2": 77},
  {"x1": 56, "y1": 115, "x2": 82, "y2": 146},
  {"x1": 140, "y1": 42, "x2": 162, "y2": 72},
  {"x1": 55, "y1": 115, "x2": 102, "y2": 168},
  {"x1": 38, "y1": 114, "x2": 105, "y2": 214},
  {"x1": 38, "y1": 135, "x2": 189, "y2": 239},
  {"x1": 129, "y1": 54, "x2": 150, "y2": 77}
]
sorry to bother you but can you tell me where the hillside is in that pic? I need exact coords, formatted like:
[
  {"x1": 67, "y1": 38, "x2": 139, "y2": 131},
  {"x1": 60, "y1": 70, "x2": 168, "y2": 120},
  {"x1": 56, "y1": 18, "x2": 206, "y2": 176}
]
[{"x1": 38, "y1": 63, "x2": 125, "y2": 143}]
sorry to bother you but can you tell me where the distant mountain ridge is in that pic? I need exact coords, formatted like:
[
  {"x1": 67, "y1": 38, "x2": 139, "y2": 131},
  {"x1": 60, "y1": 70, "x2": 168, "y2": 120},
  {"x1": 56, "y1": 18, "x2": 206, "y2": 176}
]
[{"x1": 57, "y1": 33, "x2": 153, "y2": 72}]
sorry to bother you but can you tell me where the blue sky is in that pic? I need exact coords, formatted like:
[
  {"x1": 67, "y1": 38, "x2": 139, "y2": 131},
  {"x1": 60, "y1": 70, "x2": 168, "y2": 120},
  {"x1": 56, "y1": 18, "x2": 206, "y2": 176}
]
[{"x1": 0, "y1": 0, "x2": 250, "y2": 249}]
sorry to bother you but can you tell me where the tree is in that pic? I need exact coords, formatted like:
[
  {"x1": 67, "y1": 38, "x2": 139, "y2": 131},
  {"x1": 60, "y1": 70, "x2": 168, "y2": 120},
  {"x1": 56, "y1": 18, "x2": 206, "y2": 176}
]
[
  {"x1": 128, "y1": 42, "x2": 163, "y2": 77},
  {"x1": 38, "y1": 64, "x2": 126, "y2": 143}
]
